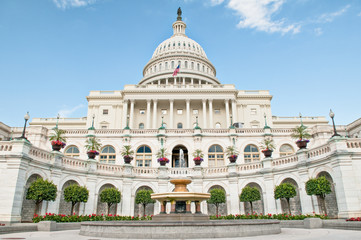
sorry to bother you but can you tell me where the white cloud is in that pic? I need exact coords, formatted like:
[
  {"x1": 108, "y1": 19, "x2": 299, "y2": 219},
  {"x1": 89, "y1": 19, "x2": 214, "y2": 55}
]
[
  {"x1": 224, "y1": 0, "x2": 300, "y2": 34},
  {"x1": 53, "y1": 0, "x2": 96, "y2": 9},
  {"x1": 317, "y1": 5, "x2": 350, "y2": 23},
  {"x1": 314, "y1": 27, "x2": 323, "y2": 36},
  {"x1": 358, "y1": 12, "x2": 361, "y2": 17},
  {"x1": 209, "y1": 0, "x2": 225, "y2": 6},
  {"x1": 57, "y1": 104, "x2": 84, "y2": 118}
]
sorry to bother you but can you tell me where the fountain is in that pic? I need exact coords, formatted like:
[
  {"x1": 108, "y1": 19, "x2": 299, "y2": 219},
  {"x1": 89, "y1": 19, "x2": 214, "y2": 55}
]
[
  {"x1": 151, "y1": 179, "x2": 210, "y2": 221},
  {"x1": 80, "y1": 178, "x2": 281, "y2": 239}
]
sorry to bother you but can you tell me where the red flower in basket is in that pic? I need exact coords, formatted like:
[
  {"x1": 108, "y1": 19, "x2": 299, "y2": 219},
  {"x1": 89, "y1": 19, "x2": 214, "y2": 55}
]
[{"x1": 51, "y1": 140, "x2": 66, "y2": 148}]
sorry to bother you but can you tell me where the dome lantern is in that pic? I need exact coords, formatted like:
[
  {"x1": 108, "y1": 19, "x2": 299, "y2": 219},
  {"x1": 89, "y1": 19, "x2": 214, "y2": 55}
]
[{"x1": 173, "y1": 7, "x2": 186, "y2": 37}]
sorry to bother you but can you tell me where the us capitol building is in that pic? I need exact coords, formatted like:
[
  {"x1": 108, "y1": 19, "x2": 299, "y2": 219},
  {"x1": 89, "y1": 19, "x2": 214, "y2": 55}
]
[{"x1": 1, "y1": 9, "x2": 361, "y2": 223}]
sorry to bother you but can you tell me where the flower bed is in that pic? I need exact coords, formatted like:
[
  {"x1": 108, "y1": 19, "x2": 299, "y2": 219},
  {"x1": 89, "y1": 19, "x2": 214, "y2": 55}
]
[
  {"x1": 32, "y1": 213, "x2": 152, "y2": 223},
  {"x1": 346, "y1": 217, "x2": 361, "y2": 221},
  {"x1": 51, "y1": 140, "x2": 66, "y2": 148},
  {"x1": 209, "y1": 213, "x2": 329, "y2": 221}
]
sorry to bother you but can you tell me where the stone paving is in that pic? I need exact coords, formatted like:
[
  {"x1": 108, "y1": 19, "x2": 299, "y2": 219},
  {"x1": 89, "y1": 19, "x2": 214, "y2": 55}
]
[{"x1": 0, "y1": 228, "x2": 360, "y2": 240}]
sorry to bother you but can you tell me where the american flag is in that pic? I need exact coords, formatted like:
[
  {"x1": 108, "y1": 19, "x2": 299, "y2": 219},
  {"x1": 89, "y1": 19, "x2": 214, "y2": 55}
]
[{"x1": 172, "y1": 65, "x2": 180, "y2": 76}]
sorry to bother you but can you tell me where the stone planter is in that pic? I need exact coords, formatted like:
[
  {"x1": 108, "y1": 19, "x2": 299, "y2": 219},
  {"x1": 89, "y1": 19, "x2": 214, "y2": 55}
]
[
  {"x1": 228, "y1": 156, "x2": 238, "y2": 163},
  {"x1": 296, "y1": 140, "x2": 309, "y2": 149},
  {"x1": 52, "y1": 144, "x2": 62, "y2": 151},
  {"x1": 123, "y1": 156, "x2": 133, "y2": 164},
  {"x1": 194, "y1": 159, "x2": 202, "y2": 166},
  {"x1": 159, "y1": 161, "x2": 167, "y2": 166},
  {"x1": 262, "y1": 149, "x2": 273, "y2": 157}
]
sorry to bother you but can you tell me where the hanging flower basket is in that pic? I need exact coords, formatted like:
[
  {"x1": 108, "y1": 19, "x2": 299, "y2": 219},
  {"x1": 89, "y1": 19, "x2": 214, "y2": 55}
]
[
  {"x1": 158, "y1": 157, "x2": 169, "y2": 166},
  {"x1": 228, "y1": 155, "x2": 238, "y2": 163},
  {"x1": 123, "y1": 155, "x2": 133, "y2": 164},
  {"x1": 51, "y1": 140, "x2": 66, "y2": 151},
  {"x1": 87, "y1": 150, "x2": 99, "y2": 159},
  {"x1": 193, "y1": 157, "x2": 203, "y2": 166},
  {"x1": 296, "y1": 139, "x2": 309, "y2": 149},
  {"x1": 262, "y1": 149, "x2": 273, "y2": 157}
]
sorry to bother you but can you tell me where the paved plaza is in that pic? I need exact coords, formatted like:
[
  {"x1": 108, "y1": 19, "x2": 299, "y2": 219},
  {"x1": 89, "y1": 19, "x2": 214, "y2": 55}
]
[{"x1": 0, "y1": 228, "x2": 360, "y2": 240}]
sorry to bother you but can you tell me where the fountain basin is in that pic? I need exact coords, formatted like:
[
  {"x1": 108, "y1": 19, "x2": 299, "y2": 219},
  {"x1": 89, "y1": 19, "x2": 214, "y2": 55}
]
[{"x1": 151, "y1": 192, "x2": 210, "y2": 202}]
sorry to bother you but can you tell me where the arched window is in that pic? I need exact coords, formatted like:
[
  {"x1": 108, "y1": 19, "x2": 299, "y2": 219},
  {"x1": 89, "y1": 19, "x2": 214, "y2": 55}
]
[
  {"x1": 279, "y1": 144, "x2": 294, "y2": 157},
  {"x1": 165, "y1": 62, "x2": 168, "y2": 69},
  {"x1": 215, "y1": 123, "x2": 221, "y2": 128},
  {"x1": 197, "y1": 63, "x2": 200, "y2": 71},
  {"x1": 100, "y1": 146, "x2": 116, "y2": 164},
  {"x1": 185, "y1": 61, "x2": 188, "y2": 69},
  {"x1": 159, "y1": 63, "x2": 162, "y2": 71},
  {"x1": 244, "y1": 144, "x2": 260, "y2": 163},
  {"x1": 171, "y1": 61, "x2": 174, "y2": 69},
  {"x1": 208, "y1": 144, "x2": 224, "y2": 167},
  {"x1": 191, "y1": 62, "x2": 194, "y2": 69},
  {"x1": 136, "y1": 145, "x2": 152, "y2": 167},
  {"x1": 177, "y1": 123, "x2": 183, "y2": 129},
  {"x1": 139, "y1": 123, "x2": 144, "y2": 129},
  {"x1": 64, "y1": 146, "x2": 79, "y2": 158}
]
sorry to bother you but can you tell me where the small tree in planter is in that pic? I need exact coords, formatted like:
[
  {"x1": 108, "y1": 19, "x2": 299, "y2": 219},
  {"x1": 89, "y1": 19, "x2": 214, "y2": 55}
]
[
  {"x1": 49, "y1": 128, "x2": 66, "y2": 151},
  {"x1": 84, "y1": 137, "x2": 101, "y2": 159},
  {"x1": 274, "y1": 183, "x2": 297, "y2": 215},
  {"x1": 100, "y1": 188, "x2": 121, "y2": 215},
  {"x1": 156, "y1": 148, "x2": 169, "y2": 166},
  {"x1": 225, "y1": 146, "x2": 239, "y2": 163},
  {"x1": 63, "y1": 184, "x2": 89, "y2": 215},
  {"x1": 26, "y1": 178, "x2": 57, "y2": 215},
  {"x1": 305, "y1": 176, "x2": 331, "y2": 215},
  {"x1": 207, "y1": 188, "x2": 226, "y2": 216},
  {"x1": 260, "y1": 138, "x2": 275, "y2": 158},
  {"x1": 192, "y1": 149, "x2": 204, "y2": 166},
  {"x1": 291, "y1": 125, "x2": 312, "y2": 149},
  {"x1": 239, "y1": 186, "x2": 261, "y2": 214},
  {"x1": 135, "y1": 189, "x2": 155, "y2": 217},
  {"x1": 121, "y1": 145, "x2": 134, "y2": 164}
]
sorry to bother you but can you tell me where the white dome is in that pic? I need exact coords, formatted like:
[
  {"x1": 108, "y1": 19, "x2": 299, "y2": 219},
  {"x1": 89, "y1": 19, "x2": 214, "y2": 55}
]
[{"x1": 139, "y1": 10, "x2": 219, "y2": 85}]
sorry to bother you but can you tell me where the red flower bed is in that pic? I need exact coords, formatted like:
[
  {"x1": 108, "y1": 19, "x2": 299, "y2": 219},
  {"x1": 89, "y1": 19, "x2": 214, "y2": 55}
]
[
  {"x1": 51, "y1": 140, "x2": 66, "y2": 148},
  {"x1": 346, "y1": 217, "x2": 361, "y2": 221}
]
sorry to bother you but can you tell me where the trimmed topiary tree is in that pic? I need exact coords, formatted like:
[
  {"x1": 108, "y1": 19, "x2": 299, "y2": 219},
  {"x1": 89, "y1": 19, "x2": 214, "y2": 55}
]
[
  {"x1": 239, "y1": 186, "x2": 261, "y2": 214},
  {"x1": 274, "y1": 183, "x2": 297, "y2": 215},
  {"x1": 100, "y1": 188, "x2": 121, "y2": 215},
  {"x1": 305, "y1": 176, "x2": 332, "y2": 215},
  {"x1": 207, "y1": 188, "x2": 226, "y2": 216},
  {"x1": 63, "y1": 184, "x2": 89, "y2": 215},
  {"x1": 135, "y1": 189, "x2": 155, "y2": 217},
  {"x1": 26, "y1": 178, "x2": 57, "y2": 215}
]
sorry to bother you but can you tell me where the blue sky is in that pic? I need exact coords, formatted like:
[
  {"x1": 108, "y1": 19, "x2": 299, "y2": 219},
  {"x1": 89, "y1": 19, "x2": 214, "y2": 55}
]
[{"x1": 0, "y1": 0, "x2": 360, "y2": 126}]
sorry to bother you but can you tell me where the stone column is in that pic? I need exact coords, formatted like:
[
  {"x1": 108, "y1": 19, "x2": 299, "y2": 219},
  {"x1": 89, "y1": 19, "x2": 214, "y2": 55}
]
[
  {"x1": 182, "y1": 77, "x2": 185, "y2": 85},
  {"x1": 129, "y1": 99, "x2": 135, "y2": 129},
  {"x1": 170, "y1": 200, "x2": 176, "y2": 213},
  {"x1": 208, "y1": 99, "x2": 213, "y2": 128},
  {"x1": 160, "y1": 201, "x2": 166, "y2": 214},
  {"x1": 225, "y1": 99, "x2": 230, "y2": 127},
  {"x1": 228, "y1": 178, "x2": 240, "y2": 214},
  {"x1": 122, "y1": 100, "x2": 128, "y2": 129},
  {"x1": 231, "y1": 99, "x2": 238, "y2": 124},
  {"x1": 186, "y1": 99, "x2": 190, "y2": 129},
  {"x1": 121, "y1": 179, "x2": 133, "y2": 216},
  {"x1": 202, "y1": 99, "x2": 207, "y2": 128},
  {"x1": 186, "y1": 200, "x2": 191, "y2": 213},
  {"x1": 166, "y1": 78, "x2": 169, "y2": 85},
  {"x1": 195, "y1": 201, "x2": 201, "y2": 213},
  {"x1": 169, "y1": 99, "x2": 174, "y2": 129},
  {"x1": 84, "y1": 176, "x2": 97, "y2": 215},
  {"x1": 146, "y1": 100, "x2": 151, "y2": 129},
  {"x1": 152, "y1": 99, "x2": 158, "y2": 129}
]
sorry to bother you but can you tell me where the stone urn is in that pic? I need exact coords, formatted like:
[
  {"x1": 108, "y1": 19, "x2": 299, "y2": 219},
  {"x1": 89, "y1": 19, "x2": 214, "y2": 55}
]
[
  {"x1": 262, "y1": 149, "x2": 273, "y2": 157},
  {"x1": 87, "y1": 151, "x2": 97, "y2": 159},
  {"x1": 52, "y1": 144, "x2": 62, "y2": 151},
  {"x1": 228, "y1": 155, "x2": 238, "y2": 163},
  {"x1": 159, "y1": 161, "x2": 167, "y2": 166},
  {"x1": 296, "y1": 140, "x2": 309, "y2": 149},
  {"x1": 123, "y1": 156, "x2": 133, "y2": 164},
  {"x1": 193, "y1": 158, "x2": 203, "y2": 166}
]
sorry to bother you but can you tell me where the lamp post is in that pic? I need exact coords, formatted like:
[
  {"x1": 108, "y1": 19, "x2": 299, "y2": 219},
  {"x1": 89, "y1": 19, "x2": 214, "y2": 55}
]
[
  {"x1": 19, "y1": 112, "x2": 30, "y2": 140},
  {"x1": 329, "y1": 109, "x2": 340, "y2": 137}
]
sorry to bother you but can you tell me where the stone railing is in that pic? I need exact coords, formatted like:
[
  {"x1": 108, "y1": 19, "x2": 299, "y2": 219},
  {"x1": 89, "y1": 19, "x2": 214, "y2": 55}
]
[
  {"x1": 0, "y1": 141, "x2": 12, "y2": 152},
  {"x1": 307, "y1": 143, "x2": 332, "y2": 159},
  {"x1": 62, "y1": 156, "x2": 88, "y2": 170},
  {"x1": 169, "y1": 168, "x2": 193, "y2": 176},
  {"x1": 237, "y1": 162, "x2": 263, "y2": 171},
  {"x1": 130, "y1": 129, "x2": 158, "y2": 135},
  {"x1": 202, "y1": 129, "x2": 230, "y2": 134},
  {"x1": 166, "y1": 129, "x2": 193, "y2": 134},
  {"x1": 29, "y1": 145, "x2": 53, "y2": 162},
  {"x1": 203, "y1": 166, "x2": 228, "y2": 175},
  {"x1": 132, "y1": 167, "x2": 158, "y2": 176},
  {"x1": 97, "y1": 163, "x2": 122, "y2": 174},
  {"x1": 272, "y1": 154, "x2": 298, "y2": 167},
  {"x1": 65, "y1": 129, "x2": 89, "y2": 135},
  {"x1": 346, "y1": 139, "x2": 361, "y2": 150},
  {"x1": 236, "y1": 129, "x2": 264, "y2": 134}
]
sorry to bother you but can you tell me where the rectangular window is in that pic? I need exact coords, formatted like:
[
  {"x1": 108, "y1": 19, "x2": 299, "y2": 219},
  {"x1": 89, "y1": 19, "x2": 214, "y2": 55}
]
[
  {"x1": 214, "y1": 109, "x2": 221, "y2": 114},
  {"x1": 251, "y1": 125, "x2": 258, "y2": 128},
  {"x1": 251, "y1": 108, "x2": 257, "y2": 115},
  {"x1": 140, "y1": 109, "x2": 145, "y2": 114},
  {"x1": 161, "y1": 109, "x2": 167, "y2": 115},
  {"x1": 103, "y1": 109, "x2": 108, "y2": 115},
  {"x1": 193, "y1": 109, "x2": 199, "y2": 115},
  {"x1": 101, "y1": 126, "x2": 107, "y2": 129},
  {"x1": 177, "y1": 109, "x2": 183, "y2": 115}
]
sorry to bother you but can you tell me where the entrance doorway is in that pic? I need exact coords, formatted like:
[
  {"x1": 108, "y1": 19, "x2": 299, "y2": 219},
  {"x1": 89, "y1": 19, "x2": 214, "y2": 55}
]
[{"x1": 172, "y1": 145, "x2": 188, "y2": 168}]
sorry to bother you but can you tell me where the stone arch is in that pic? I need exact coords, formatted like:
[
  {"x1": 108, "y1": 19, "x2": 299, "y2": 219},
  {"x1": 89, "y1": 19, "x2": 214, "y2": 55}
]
[
  {"x1": 171, "y1": 145, "x2": 189, "y2": 168},
  {"x1": 242, "y1": 182, "x2": 264, "y2": 214},
  {"x1": 96, "y1": 183, "x2": 117, "y2": 216},
  {"x1": 58, "y1": 180, "x2": 80, "y2": 215},
  {"x1": 279, "y1": 178, "x2": 302, "y2": 214},
  {"x1": 134, "y1": 186, "x2": 155, "y2": 217},
  {"x1": 207, "y1": 185, "x2": 227, "y2": 216},
  {"x1": 316, "y1": 171, "x2": 339, "y2": 218},
  {"x1": 21, "y1": 174, "x2": 43, "y2": 222}
]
